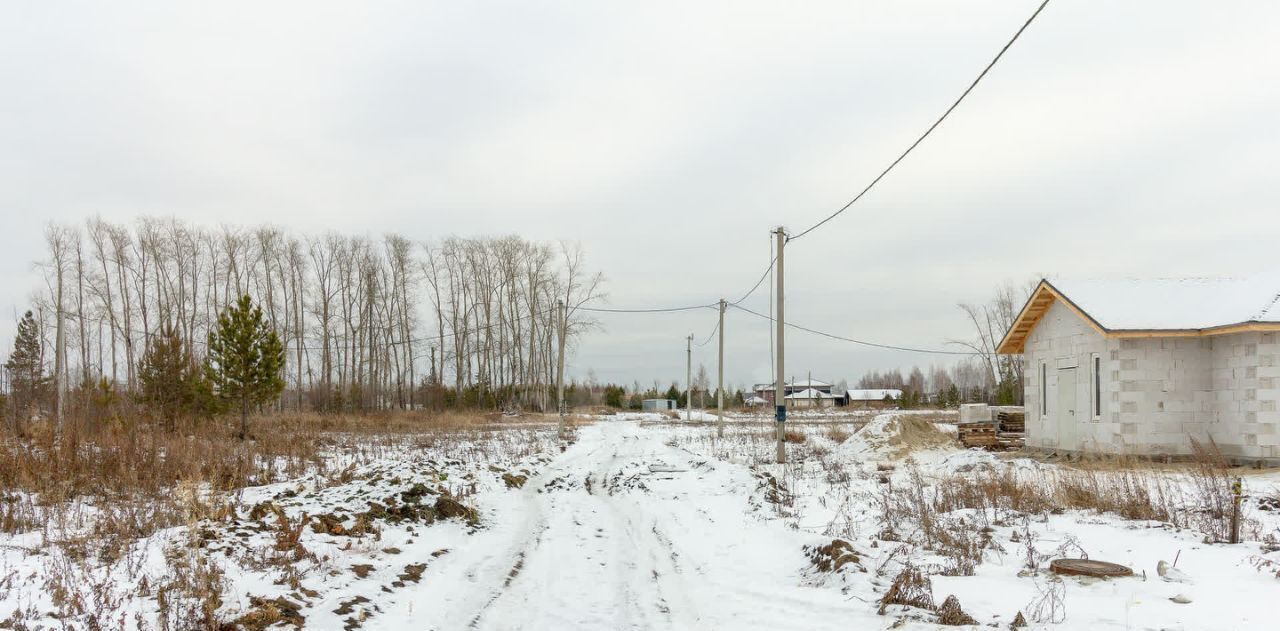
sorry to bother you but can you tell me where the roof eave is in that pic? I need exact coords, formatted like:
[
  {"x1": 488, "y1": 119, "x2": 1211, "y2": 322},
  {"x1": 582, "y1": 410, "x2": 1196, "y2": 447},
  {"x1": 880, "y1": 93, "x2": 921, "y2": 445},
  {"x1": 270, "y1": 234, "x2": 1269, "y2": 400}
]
[{"x1": 997, "y1": 281, "x2": 1280, "y2": 354}]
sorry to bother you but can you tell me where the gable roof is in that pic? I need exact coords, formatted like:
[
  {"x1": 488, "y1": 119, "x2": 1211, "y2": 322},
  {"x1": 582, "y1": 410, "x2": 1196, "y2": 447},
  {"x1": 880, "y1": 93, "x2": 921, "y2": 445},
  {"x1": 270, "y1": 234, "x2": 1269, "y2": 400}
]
[
  {"x1": 755, "y1": 379, "x2": 834, "y2": 392},
  {"x1": 786, "y1": 388, "x2": 838, "y2": 400},
  {"x1": 844, "y1": 389, "x2": 902, "y2": 401},
  {"x1": 789, "y1": 378, "x2": 832, "y2": 388},
  {"x1": 997, "y1": 275, "x2": 1280, "y2": 354}
]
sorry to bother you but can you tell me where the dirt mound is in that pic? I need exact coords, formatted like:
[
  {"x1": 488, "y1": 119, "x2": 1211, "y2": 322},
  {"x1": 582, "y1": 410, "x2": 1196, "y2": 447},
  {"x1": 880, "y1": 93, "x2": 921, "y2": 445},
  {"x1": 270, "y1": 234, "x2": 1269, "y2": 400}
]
[{"x1": 838, "y1": 414, "x2": 955, "y2": 460}]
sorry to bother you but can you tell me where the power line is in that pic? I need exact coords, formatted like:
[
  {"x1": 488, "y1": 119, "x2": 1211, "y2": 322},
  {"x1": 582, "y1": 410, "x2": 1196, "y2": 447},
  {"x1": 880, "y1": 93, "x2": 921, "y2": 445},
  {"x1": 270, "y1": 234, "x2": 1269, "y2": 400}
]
[
  {"x1": 694, "y1": 317, "x2": 720, "y2": 347},
  {"x1": 737, "y1": 254, "x2": 773, "y2": 305},
  {"x1": 578, "y1": 303, "x2": 718, "y2": 314},
  {"x1": 730, "y1": 303, "x2": 977, "y2": 356},
  {"x1": 788, "y1": 0, "x2": 1052, "y2": 242}
]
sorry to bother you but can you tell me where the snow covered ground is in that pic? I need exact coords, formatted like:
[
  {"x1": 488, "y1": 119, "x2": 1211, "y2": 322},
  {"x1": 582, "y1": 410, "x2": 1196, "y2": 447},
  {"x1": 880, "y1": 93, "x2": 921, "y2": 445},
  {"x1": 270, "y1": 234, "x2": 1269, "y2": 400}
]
[{"x1": 2, "y1": 412, "x2": 1278, "y2": 629}]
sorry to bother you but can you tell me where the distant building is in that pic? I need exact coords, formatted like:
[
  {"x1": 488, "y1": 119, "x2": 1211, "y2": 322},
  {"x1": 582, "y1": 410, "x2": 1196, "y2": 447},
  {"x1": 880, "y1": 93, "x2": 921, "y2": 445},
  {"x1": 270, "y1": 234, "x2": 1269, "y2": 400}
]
[
  {"x1": 641, "y1": 399, "x2": 677, "y2": 411},
  {"x1": 998, "y1": 276, "x2": 1280, "y2": 462},
  {"x1": 842, "y1": 389, "x2": 903, "y2": 409},
  {"x1": 752, "y1": 379, "x2": 899, "y2": 409},
  {"x1": 743, "y1": 394, "x2": 769, "y2": 407},
  {"x1": 786, "y1": 387, "x2": 841, "y2": 409},
  {"x1": 753, "y1": 378, "x2": 833, "y2": 405}
]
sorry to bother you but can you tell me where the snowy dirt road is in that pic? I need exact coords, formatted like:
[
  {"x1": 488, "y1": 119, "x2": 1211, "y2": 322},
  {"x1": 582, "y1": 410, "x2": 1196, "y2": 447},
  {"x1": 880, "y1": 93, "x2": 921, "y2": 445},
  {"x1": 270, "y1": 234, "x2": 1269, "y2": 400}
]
[{"x1": 387, "y1": 420, "x2": 865, "y2": 631}]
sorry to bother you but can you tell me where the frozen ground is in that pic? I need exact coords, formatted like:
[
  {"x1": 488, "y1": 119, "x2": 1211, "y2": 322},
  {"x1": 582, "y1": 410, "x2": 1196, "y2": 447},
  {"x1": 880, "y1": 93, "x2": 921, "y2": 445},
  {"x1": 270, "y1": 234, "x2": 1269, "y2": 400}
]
[{"x1": 2, "y1": 412, "x2": 1278, "y2": 630}]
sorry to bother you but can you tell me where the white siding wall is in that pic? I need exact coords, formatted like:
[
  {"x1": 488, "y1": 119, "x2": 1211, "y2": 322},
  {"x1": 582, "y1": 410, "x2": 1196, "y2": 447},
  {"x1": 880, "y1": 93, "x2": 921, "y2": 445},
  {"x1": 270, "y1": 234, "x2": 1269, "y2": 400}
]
[{"x1": 1022, "y1": 302, "x2": 1280, "y2": 460}]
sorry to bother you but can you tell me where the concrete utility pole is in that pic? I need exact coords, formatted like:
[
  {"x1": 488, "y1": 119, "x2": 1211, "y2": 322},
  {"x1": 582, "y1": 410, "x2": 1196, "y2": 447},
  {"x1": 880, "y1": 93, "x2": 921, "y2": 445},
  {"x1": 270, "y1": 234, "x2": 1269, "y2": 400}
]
[
  {"x1": 717, "y1": 298, "x2": 725, "y2": 438},
  {"x1": 686, "y1": 334, "x2": 693, "y2": 421},
  {"x1": 556, "y1": 299, "x2": 567, "y2": 441},
  {"x1": 774, "y1": 227, "x2": 786, "y2": 464}
]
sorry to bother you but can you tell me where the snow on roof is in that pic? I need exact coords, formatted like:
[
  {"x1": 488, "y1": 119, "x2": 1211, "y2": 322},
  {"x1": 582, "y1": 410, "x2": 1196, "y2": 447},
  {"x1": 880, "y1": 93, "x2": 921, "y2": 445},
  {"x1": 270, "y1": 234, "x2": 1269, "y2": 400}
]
[
  {"x1": 789, "y1": 378, "x2": 832, "y2": 388},
  {"x1": 785, "y1": 388, "x2": 837, "y2": 400},
  {"x1": 744, "y1": 395, "x2": 768, "y2": 404},
  {"x1": 1049, "y1": 273, "x2": 1280, "y2": 330},
  {"x1": 756, "y1": 379, "x2": 834, "y2": 391},
  {"x1": 844, "y1": 389, "x2": 902, "y2": 401}
]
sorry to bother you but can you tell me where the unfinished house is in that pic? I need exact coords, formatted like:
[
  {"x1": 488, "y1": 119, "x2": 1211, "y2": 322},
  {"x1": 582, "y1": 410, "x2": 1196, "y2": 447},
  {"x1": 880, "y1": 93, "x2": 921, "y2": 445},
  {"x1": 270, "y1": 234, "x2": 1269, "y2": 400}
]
[{"x1": 997, "y1": 277, "x2": 1280, "y2": 462}]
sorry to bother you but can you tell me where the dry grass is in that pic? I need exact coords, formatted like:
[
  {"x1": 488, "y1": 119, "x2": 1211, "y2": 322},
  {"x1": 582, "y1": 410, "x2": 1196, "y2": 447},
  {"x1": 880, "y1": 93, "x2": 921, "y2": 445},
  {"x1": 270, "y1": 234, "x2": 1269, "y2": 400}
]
[
  {"x1": 0, "y1": 410, "x2": 559, "y2": 537},
  {"x1": 824, "y1": 425, "x2": 852, "y2": 444},
  {"x1": 925, "y1": 441, "x2": 1252, "y2": 541},
  {"x1": 878, "y1": 563, "x2": 934, "y2": 615},
  {"x1": 0, "y1": 408, "x2": 562, "y2": 629}
]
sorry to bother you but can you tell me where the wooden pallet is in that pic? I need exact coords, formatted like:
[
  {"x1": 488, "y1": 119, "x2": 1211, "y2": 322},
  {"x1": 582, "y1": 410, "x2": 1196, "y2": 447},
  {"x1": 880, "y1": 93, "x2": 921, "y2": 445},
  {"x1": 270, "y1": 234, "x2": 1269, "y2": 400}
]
[
  {"x1": 957, "y1": 422, "x2": 998, "y2": 448},
  {"x1": 958, "y1": 422, "x2": 1024, "y2": 450},
  {"x1": 996, "y1": 410, "x2": 1025, "y2": 433}
]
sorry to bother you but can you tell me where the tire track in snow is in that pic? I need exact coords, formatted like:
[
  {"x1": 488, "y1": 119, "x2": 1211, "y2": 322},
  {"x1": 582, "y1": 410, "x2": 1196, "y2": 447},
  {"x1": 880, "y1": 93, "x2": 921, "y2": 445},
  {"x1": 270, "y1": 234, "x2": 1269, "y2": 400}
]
[
  {"x1": 424, "y1": 439, "x2": 610, "y2": 630},
  {"x1": 434, "y1": 421, "x2": 867, "y2": 630}
]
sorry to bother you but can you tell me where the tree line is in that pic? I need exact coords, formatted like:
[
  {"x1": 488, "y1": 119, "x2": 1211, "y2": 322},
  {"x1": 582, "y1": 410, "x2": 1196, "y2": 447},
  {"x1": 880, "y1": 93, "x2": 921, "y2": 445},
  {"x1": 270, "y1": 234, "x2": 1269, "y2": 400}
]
[
  {"x1": 852, "y1": 358, "x2": 1004, "y2": 409},
  {"x1": 854, "y1": 281, "x2": 1036, "y2": 409},
  {"x1": 1, "y1": 218, "x2": 603, "y2": 428}
]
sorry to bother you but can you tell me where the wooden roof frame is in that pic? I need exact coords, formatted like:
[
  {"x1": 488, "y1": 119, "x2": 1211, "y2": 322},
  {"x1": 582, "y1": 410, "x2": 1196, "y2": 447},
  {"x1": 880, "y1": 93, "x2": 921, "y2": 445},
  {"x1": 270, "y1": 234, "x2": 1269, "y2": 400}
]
[{"x1": 996, "y1": 279, "x2": 1280, "y2": 354}]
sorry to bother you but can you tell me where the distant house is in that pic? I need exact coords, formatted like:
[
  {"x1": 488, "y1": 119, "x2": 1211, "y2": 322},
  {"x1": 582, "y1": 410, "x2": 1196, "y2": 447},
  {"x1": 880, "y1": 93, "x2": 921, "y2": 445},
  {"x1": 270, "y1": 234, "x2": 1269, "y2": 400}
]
[
  {"x1": 641, "y1": 399, "x2": 677, "y2": 412},
  {"x1": 842, "y1": 389, "x2": 903, "y2": 409},
  {"x1": 753, "y1": 378, "x2": 833, "y2": 405},
  {"x1": 743, "y1": 394, "x2": 769, "y2": 407},
  {"x1": 785, "y1": 387, "x2": 840, "y2": 409},
  {"x1": 997, "y1": 277, "x2": 1280, "y2": 462}
]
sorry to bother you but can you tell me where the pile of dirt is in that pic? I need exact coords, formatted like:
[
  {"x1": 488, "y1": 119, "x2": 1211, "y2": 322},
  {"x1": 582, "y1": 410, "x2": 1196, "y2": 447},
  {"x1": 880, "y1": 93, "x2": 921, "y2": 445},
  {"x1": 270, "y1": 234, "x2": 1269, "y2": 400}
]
[{"x1": 838, "y1": 414, "x2": 955, "y2": 460}]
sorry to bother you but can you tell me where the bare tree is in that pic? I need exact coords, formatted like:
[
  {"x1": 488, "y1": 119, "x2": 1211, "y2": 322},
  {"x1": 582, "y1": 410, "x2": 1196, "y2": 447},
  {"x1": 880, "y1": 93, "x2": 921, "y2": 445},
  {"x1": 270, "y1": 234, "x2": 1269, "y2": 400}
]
[
  {"x1": 16, "y1": 220, "x2": 606, "y2": 416},
  {"x1": 953, "y1": 280, "x2": 1036, "y2": 404}
]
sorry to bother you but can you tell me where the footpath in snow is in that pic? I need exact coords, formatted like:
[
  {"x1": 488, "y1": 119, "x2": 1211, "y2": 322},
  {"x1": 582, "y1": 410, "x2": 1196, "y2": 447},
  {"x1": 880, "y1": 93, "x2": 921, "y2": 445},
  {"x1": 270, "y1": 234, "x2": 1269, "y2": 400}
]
[{"x1": 395, "y1": 419, "x2": 869, "y2": 630}]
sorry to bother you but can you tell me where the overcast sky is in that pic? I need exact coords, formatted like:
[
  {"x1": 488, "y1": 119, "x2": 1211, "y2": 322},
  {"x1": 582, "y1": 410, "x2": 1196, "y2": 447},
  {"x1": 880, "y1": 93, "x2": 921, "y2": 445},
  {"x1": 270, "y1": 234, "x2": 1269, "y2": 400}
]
[{"x1": 2, "y1": 1, "x2": 1278, "y2": 390}]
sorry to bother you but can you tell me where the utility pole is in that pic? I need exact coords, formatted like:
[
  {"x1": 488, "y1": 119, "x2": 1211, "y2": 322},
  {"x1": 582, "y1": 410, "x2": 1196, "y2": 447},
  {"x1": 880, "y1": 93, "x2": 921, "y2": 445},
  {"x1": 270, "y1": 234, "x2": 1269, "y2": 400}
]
[
  {"x1": 686, "y1": 333, "x2": 693, "y2": 421},
  {"x1": 774, "y1": 227, "x2": 786, "y2": 463},
  {"x1": 717, "y1": 298, "x2": 725, "y2": 438},
  {"x1": 556, "y1": 299, "x2": 567, "y2": 441}
]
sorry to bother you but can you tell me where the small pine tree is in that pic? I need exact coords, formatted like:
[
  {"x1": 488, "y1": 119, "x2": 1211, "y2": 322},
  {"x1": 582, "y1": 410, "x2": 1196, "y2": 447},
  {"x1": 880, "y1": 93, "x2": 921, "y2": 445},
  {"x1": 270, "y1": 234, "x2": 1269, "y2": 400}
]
[
  {"x1": 4, "y1": 311, "x2": 48, "y2": 433},
  {"x1": 604, "y1": 385, "x2": 625, "y2": 408},
  {"x1": 943, "y1": 383, "x2": 962, "y2": 409},
  {"x1": 664, "y1": 383, "x2": 680, "y2": 402},
  {"x1": 138, "y1": 323, "x2": 196, "y2": 431},
  {"x1": 204, "y1": 295, "x2": 285, "y2": 439}
]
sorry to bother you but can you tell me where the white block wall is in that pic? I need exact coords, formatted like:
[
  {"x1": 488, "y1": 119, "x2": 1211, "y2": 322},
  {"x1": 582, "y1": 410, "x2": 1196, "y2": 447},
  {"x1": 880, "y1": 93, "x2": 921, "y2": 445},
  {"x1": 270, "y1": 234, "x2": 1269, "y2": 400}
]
[
  {"x1": 1022, "y1": 301, "x2": 1112, "y2": 452},
  {"x1": 1021, "y1": 301, "x2": 1280, "y2": 460}
]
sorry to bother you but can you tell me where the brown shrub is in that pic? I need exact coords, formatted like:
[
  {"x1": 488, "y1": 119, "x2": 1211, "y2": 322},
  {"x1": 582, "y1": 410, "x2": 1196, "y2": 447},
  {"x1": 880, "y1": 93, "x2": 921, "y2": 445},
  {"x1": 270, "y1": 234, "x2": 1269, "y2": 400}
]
[
  {"x1": 937, "y1": 595, "x2": 977, "y2": 626},
  {"x1": 878, "y1": 563, "x2": 934, "y2": 614},
  {"x1": 825, "y1": 426, "x2": 852, "y2": 444}
]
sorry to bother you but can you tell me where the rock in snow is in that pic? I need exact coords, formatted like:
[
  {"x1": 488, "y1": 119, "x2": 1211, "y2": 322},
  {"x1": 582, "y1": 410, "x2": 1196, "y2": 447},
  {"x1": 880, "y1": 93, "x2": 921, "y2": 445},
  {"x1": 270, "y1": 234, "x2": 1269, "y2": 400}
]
[{"x1": 1157, "y1": 560, "x2": 1193, "y2": 584}]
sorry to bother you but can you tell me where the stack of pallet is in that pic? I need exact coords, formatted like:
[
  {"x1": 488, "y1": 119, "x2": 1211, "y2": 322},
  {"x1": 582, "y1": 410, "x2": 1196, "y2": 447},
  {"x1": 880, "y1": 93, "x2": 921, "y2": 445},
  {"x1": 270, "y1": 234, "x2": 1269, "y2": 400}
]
[
  {"x1": 957, "y1": 422, "x2": 999, "y2": 449},
  {"x1": 958, "y1": 408, "x2": 1026, "y2": 451},
  {"x1": 996, "y1": 409, "x2": 1025, "y2": 433},
  {"x1": 994, "y1": 409, "x2": 1025, "y2": 449}
]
